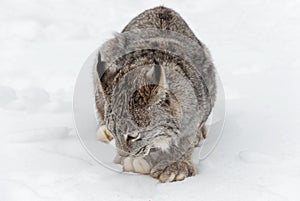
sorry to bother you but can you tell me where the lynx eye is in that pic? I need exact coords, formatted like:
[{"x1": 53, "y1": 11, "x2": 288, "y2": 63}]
[{"x1": 126, "y1": 133, "x2": 141, "y2": 142}]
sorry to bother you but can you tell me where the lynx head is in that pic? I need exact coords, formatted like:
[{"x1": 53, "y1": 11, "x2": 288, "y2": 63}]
[{"x1": 96, "y1": 54, "x2": 182, "y2": 157}]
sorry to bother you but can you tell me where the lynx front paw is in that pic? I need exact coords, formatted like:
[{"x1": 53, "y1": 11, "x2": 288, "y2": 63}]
[
  {"x1": 150, "y1": 160, "x2": 196, "y2": 183},
  {"x1": 122, "y1": 157, "x2": 151, "y2": 174}
]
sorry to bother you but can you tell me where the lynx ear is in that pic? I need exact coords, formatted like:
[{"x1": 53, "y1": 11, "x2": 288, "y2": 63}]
[{"x1": 146, "y1": 60, "x2": 168, "y2": 89}]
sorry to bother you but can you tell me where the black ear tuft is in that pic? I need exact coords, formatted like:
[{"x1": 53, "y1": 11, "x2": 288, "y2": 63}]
[
  {"x1": 146, "y1": 59, "x2": 168, "y2": 89},
  {"x1": 96, "y1": 52, "x2": 106, "y2": 80},
  {"x1": 153, "y1": 60, "x2": 161, "y2": 84}
]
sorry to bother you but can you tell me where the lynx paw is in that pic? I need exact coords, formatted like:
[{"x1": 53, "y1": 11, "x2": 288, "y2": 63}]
[
  {"x1": 96, "y1": 125, "x2": 114, "y2": 143},
  {"x1": 122, "y1": 157, "x2": 151, "y2": 174},
  {"x1": 150, "y1": 160, "x2": 196, "y2": 183}
]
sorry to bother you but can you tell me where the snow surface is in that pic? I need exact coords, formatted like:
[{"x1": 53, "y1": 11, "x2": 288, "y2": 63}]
[{"x1": 1, "y1": 0, "x2": 300, "y2": 200}]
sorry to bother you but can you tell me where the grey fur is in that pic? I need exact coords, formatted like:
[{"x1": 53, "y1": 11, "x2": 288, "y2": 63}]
[{"x1": 94, "y1": 6, "x2": 216, "y2": 182}]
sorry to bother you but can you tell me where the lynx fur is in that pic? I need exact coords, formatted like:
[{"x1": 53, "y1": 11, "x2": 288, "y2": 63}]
[{"x1": 94, "y1": 6, "x2": 216, "y2": 182}]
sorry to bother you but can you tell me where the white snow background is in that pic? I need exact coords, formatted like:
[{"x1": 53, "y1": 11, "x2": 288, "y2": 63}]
[{"x1": 1, "y1": 0, "x2": 300, "y2": 200}]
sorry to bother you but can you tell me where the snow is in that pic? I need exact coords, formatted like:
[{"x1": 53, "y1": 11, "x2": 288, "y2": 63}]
[{"x1": 1, "y1": 0, "x2": 300, "y2": 200}]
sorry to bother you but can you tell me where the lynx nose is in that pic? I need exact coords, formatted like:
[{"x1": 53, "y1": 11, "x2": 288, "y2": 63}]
[{"x1": 116, "y1": 132, "x2": 141, "y2": 157}]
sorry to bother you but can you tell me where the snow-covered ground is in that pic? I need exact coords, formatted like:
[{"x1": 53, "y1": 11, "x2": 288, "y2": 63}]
[{"x1": 1, "y1": 0, "x2": 300, "y2": 200}]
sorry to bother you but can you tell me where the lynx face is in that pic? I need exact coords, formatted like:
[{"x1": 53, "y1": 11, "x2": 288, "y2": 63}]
[{"x1": 99, "y1": 60, "x2": 182, "y2": 157}]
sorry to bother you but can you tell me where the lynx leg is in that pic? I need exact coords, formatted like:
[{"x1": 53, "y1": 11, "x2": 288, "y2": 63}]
[
  {"x1": 150, "y1": 147, "x2": 196, "y2": 182},
  {"x1": 96, "y1": 125, "x2": 114, "y2": 143},
  {"x1": 150, "y1": 160, "x2": 196, "y2": 182}
]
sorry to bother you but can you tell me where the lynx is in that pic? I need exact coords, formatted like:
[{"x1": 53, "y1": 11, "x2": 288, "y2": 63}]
[{"x1": 94, "y1": 6, "x2": 216, "y2": 182}]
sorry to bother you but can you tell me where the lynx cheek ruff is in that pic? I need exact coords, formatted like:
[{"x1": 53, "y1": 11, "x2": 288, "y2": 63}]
[{"x1": 73, "y1": 6, "x2": 225, "y2": 182}]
